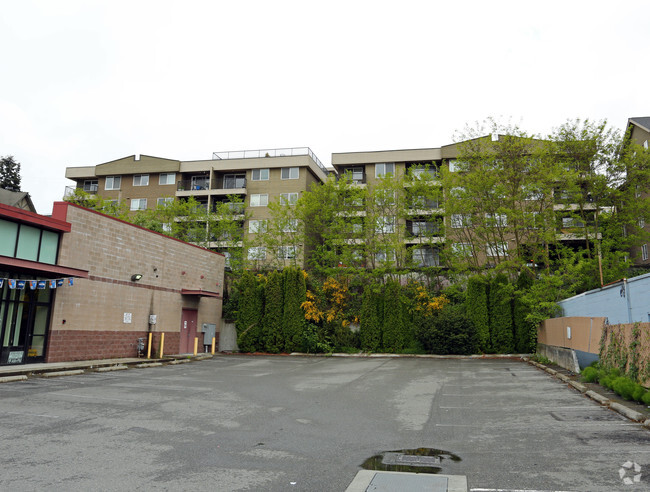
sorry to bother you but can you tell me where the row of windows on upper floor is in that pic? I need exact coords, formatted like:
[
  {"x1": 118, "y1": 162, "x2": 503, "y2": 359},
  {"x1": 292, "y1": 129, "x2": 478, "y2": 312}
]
[{"x1": 81, "y1": 167, "x2": 303, "y2": 193}]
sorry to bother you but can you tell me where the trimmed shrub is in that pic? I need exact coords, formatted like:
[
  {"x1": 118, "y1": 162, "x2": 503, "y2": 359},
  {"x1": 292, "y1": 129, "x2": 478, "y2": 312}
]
[
  {"x1": 513, "y1": 271, "x2": 535, "y2": 353},
  {"x1": 581, "y1": 366, "x2": 600, "y2": 383},
  {"x1": 489, "y1": 273, "x2": 514, "y2": 353},
  {"x1": 466, "y1": 275, "x2": 490, "y2": 352},
  {"x1": 414, "y1": 304, "x2": 477, "y2": 355}
]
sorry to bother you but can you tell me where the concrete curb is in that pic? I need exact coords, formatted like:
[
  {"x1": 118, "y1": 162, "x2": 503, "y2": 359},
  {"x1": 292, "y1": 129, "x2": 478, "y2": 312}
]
[
  {"x1": 585, "y1": 390, "x2": 610, "y2": 405},
  {"x1": 0, "y1": 375, "x2": 28, "y2": 383},
  {"x1": 95, "y1": 365, "x2": 128, "y2": 372},
  {"x1": 41, "y1": 370, "x2": 85, "y2": 378},
  {"x1": 609, "y1": 402, "x2": 645, "y2": 422},
  {"x1": 134, "y1": 362, "x2": 163, "y2": 368},
  {"x1": 528, "y1": 359, "x2": 649, "y2": 426},
  {"x1": 168, "y1": 359, "x2": 190, "y2": 364}
]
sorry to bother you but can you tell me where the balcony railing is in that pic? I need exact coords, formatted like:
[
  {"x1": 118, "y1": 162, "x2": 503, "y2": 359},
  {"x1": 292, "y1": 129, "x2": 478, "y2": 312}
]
[
  {"x1": 83, "y1": 183, "x2": 98, "y2": 193},
  {"x1": 221, "y1": 176, "x2": 246, "y2": 189},
  {"x1": 178, "y1": 178, "x2": 209, "y2": 191},
  {"x1": 212, "y1": 147, "x2": 327, "y2": 174}
]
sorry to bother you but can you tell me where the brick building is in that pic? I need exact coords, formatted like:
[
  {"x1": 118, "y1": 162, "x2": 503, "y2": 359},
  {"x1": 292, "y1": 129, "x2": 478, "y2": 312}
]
[{"x1": 0, "y1": 201, "x2": 224, "y2": 365}]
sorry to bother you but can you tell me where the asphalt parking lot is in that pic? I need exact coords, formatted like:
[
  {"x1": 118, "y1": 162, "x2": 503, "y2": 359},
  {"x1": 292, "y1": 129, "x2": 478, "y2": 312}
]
[{"x1": 0, "y1": 355, "x2": 648, "y2": 491}]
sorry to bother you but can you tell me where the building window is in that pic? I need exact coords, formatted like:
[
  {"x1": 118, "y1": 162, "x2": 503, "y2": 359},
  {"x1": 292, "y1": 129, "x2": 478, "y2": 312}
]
[
  {"x1": 157, "y1": 197, "x2": 174, "y2": 207},
  {"x1": 162, "y1": 223, "x2": 172, "y2": 233},
  {"x1": 281, "y1": 167, "x2": 299, "y2": 180},
  {"x1": 448, "y1": 160, "x2": 459, "y2": 172},
  {"x1": 133, "y1": 174, "x2": 149, "y2": 186},
  {"x1": 249, "y1": 219, "x2": 267, "y2": 233},
  {"x1": 375, "y1": 162, "x2": 395, "y2": 178},
  {"x1": 130, "y1": 198, "x2": 147, "y2": 211},
  {"x1": 277, "y1": 246, "x2": 297, "y2": 259},
  {"x1": 376, "y1": 190, "x2": 395, "y2": 207},
  {"x1": 280, "y1": 193, "x2": 298, "y2": 205},
  {"x1": 450, "y1": 214, "x2": 471, "y2": 228},
  {"x1": 412, "y1": 247, "x2": 439, "y2": 267},
  {"x1": 105, "y1": 176, "x2": 121, "y2": 190},
  {"x1": 351, "y1": 222, "x2": 363, "y2": 234},
  {"x1": 375, "y1": 216, "x2": 395, "y2": 234},
  {"x1": 562, "y1": 217, "x2": 585, "y2": 228},
  {"x1": 250, "y1": 194, "x2": 268, "y2": 207},
  {"x1": 639, "y1": 217, "x2": 646, "y2": 229},
  {"x1": 248, "y1": 247, "x2": 266, "y2": 260},
  {"x1": 251, "y1": 168, "x2": 269, "y2": 181},
  {"x1": 375, "y1": 249, "x2": 395, "y2": 263},
  {"x1": 410, "y1": 220, "x2": 438, "y2": 236},
  {"x1": 485, "y1": 214, "x2": 507, "y2": 227},
  {"x1": 159, "y1": 173, "x2": 176, "y2": 185},
  {"x1": 452, "y1": 242, "x2": 473, "y2": 256},
  {"x1": 281, "y1": 219, "x2": 299, "y2": 233},
  {"x1": 344, "y1": 167, "x2": 364, "y2": 183},
  {"x1": 83, "y1": 180, "x2": 98, "y2": 193},
  {"x1": 643, "y1": 244, "x2": 649, "y2": 261},
  {"x1": 486, "y1": 242, "x2": 508, "y2": 257}
]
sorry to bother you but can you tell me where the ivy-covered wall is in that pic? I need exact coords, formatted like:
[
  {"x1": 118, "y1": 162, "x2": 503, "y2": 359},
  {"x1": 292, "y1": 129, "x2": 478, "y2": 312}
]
[{"x1": 600, "y1": 322, "x2": 650, "y2": 387}]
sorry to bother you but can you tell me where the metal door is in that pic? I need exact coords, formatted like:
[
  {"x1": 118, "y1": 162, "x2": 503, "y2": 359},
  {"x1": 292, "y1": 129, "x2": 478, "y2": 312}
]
[{"x1": 180, "y1": 308, "x2": 198, "y2": 353}]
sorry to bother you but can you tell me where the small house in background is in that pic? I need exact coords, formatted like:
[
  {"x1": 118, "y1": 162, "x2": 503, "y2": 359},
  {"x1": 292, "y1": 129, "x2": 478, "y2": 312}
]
[{"x1": 0, "y1": 201, "x2": 224, "y2": 365}]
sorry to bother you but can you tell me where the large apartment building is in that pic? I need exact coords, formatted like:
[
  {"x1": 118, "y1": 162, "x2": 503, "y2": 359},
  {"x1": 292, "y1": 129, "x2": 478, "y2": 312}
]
[
  {"x1": 65, "y1": 148, "x2": 329, "y2": 268},
  {"x1": 64, "y1": 122, "x2": 650, "y2": 271}
]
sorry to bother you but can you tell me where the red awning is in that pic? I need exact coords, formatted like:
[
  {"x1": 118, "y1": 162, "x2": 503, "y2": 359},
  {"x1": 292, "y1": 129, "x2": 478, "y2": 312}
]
[
  {"x1": 181, "y1": 288, "x2": 221, "y2": 298},
  {"x1": 0, "y1": 255, "x2": 89, "y2": 279}
]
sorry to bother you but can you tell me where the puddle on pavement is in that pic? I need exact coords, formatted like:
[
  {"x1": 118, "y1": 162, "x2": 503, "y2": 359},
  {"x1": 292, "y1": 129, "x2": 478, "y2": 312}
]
[{"x1": 361, "y1": 447, "x2": 461, "y2": 474}]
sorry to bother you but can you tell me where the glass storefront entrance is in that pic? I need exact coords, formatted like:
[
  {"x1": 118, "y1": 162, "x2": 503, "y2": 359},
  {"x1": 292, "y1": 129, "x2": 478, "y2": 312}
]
[{"x1": 0, "y1": 274, "x2": 52, "y2": 365}]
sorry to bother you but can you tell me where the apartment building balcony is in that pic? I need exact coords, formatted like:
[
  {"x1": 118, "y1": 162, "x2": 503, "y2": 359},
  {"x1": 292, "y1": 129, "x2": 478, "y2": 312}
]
[
  {"x1": 336, "y1": 167, "x2": 366, "y2": 186},
  {"x1": 212, "y1": 174, "x2": 247, "y2": 196},
  {"x1": 212, "y1": 147, "x2": 328, "y2": 175}
]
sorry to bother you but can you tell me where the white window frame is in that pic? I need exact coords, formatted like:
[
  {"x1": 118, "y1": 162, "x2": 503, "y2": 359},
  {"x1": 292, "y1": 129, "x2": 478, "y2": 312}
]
[
  {"x1": 157, "y1": 197, "x2": 174, "y2": 207},
  {"x1": 280, "y1": 193, "x2": 298, "y2": 206},
  {"x1": 486, "y1": 242, "x2": 508, "y2": 257},
  {"x1": 375, "y1": 216, "x2": 395, "y2": 234},
  {"x1": 162, "y1": 223, "x2": 172, "y2": 233},
  {"x1": 105, "y1": 176, "x2": 121, "y2": 190},
  {"x1": 130, "y1": 198, "x2": 147, "y2": 211},
  {"x1": 281, "y1": 167, "x2": 299, "y2": 180},
  {"x1": 159, "y1": 173, "x2": 176, "y2": 185},
  {"x1": 250, "y1": 194, "x2": 269, "y2": 207},
  {"x1": 281, "y1": 219, "x2": 298, "y2": 233},
  {"x1": 83, "y1": 180, "x2": 98, "y2": 192},
  {"x1": 247, "y1": 246, "x2": 266, "y2": 260},
  {"x1": 277, "y1": 246, "x2": 297, "y2": 260},
  {"x1": 450, "y1": 214, "x2": 471, "y2": 228},
  {"x1": 643, "y1": 244, "x2": 648, "y2": 261},
  {"x1": 248, "y1": 219, "x2": 268, "y2": 233},
  {"x1": 486, "y1": 213, "x2": 507, "y2": 227},
  {"x1": 375, "y1": 162, "x2": 395, "y2": 178},
  {"x1": 133, "y1": 174, "x2": 149, "y2": 186},
  {"x1": 251, "y1": 168, "x2": 269, "y2": 181},
  {"x1": 639, "y1": 217, "x2": 646, "y2": 229}
]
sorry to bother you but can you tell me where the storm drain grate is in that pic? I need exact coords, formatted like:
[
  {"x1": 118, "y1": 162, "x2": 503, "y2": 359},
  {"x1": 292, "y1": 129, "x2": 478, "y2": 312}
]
[{"x1": 382, "y1": 452, "x2": 441, "y2": 467}]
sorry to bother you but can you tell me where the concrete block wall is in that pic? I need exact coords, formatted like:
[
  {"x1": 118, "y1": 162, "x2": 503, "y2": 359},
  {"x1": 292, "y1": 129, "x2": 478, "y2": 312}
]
[{"x1": 47, "y1": 202, "x2": 224, "y2": 362}]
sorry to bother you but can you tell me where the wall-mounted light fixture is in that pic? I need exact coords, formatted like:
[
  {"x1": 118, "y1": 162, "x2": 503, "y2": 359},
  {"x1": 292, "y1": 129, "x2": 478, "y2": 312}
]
[{"x1": 131, "y1": 274, "x2": 143, "y2": 282}]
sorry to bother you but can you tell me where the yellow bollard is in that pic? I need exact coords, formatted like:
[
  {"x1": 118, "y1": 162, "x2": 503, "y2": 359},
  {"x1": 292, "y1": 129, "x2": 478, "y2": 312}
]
[
  {"x1": 147, "y1": 332, "x2": 152, "y2": 359},
  {"x1": 211, "y1": 336, "x2": 216, "y2": 355},
  {"x1": 193, "y1": 337, "x2": 198, "y2": 356},
  {"x1": 159, "y1": 333, "x2": 165, "y2": 358}
]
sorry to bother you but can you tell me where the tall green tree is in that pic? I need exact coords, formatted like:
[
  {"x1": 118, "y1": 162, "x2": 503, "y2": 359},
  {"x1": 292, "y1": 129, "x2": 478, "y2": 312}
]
[
  {"x1": 236, "y1": 271, "x2": 265, "y2": 352},
  {"x1": 359, "y1": 284, "x2": 382, "y2": 352},
  {"x1": 466, "y1": 275, "x2": 490, "y2": 352},
  {"x1": 262, "y1": 270, "x2": 284, "y2": 352},
  {"x1": 282, "y1": 268, "x2": 306, "y2": 352},
  {"x1": 489, "y1": 273, "x2": 514, "y2": 353},
  {"x1": 0, "y1": 155, "x2": 21, "y2": 192}
]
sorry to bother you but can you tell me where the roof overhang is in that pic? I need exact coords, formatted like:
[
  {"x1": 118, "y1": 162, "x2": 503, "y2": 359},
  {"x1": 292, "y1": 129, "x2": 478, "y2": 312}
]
[
  {"x1": 180, "y1": 288, "x2": 221, "y2": 298},
  {"x1": 0, "y1": 256, "x2": 89, "y2": 279}
]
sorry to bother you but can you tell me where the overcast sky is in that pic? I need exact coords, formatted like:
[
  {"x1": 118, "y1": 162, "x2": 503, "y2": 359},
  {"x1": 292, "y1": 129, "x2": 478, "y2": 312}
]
[{"x1": 2, "y1": 0, "x2": 648, "y2": 214}]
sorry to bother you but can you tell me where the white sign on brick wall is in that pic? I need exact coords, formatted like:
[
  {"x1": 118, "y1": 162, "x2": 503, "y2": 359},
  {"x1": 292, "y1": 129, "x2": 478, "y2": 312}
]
[{"x1": 123, "y1": 312, "x2": 132, "y2": 324}]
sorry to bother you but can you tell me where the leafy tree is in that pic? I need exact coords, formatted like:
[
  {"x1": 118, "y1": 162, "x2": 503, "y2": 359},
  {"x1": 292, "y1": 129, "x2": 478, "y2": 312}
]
[{"x1": 0, "y1": 155, "x2": 21, "y2": 192}]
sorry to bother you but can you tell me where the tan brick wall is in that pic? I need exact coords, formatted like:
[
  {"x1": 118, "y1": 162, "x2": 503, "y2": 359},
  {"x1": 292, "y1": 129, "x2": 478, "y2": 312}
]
[{"x1": 49, "y1": 202, "x2": 224, "y2": 361}]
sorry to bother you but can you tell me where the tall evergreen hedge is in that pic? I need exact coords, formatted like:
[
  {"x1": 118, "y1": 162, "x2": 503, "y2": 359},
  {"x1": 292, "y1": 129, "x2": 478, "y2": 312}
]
[
  {"x1": 514, "y1": 271, "x2": 535, "y2": 353},
  {"x1": 236, "y1": 271, "x2": 264, "y2": 352},
  {"x1": 360, "y1": 285, "x2": 382, "y2": 351},
  {"x1": 382, "y1": 280, "x2": 406, "y2": 352},
  {"x1": 489, "y1": 273, "x2": 514, "y2": 353},
  {"x1": 466, "y1": 275, "x2": 490, "y2": 352},
  {"x1": 282, "y1": 268, "x2": 306, "y2": 352},
  {"x1": 262, "y1": 270, "x2": 284, "y2": 353}
]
